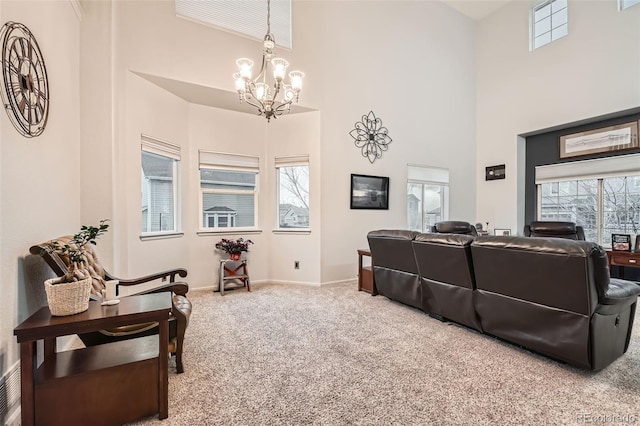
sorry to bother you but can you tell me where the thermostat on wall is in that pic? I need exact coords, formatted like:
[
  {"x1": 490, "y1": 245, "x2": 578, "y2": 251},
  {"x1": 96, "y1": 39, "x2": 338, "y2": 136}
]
[{"x1": 485, "y1": 164, "x2": 505, "y2": 181}]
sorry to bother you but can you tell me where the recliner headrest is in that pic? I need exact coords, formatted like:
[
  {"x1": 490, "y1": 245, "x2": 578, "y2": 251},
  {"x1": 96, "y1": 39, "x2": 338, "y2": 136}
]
[{"x1": 432, "y1": 221, "x2": 477, "y2": 236}]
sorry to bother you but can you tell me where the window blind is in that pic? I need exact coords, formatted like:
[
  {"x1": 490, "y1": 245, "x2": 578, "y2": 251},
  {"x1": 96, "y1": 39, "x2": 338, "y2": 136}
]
[
  {"x1": 141, "y1": 134, "x2": 181, "y2": 160},
  {"x1": 407, "y1": 164, "x2": 449, "y2": 185},
  {"x1": 199, "y1": 150, "x2": 260, "y2": 172},
  {"x1": 535, "y1": 153, "x2": 640, "y2": 184},
  {"x1": 275, "y1": 155, "x2": 309, "y2": 167}
]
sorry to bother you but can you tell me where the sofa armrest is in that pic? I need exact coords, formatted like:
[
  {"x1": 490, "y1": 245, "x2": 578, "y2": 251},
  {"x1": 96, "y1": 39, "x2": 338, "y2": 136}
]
[{"x1": 596, "y1": 278, "x2": 640, "y2": 314}]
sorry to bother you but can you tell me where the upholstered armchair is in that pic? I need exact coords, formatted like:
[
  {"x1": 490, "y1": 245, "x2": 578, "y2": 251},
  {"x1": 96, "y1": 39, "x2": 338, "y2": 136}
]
[
  {"x1": 431, "y1": 221, "x2": 478, "y2": 236},
  {"x1": 523, "y1": 221, "x2": 586, "y2": 240},
  {"x1": 30, "y1": 236, "x2": 192, "y2": 373}
]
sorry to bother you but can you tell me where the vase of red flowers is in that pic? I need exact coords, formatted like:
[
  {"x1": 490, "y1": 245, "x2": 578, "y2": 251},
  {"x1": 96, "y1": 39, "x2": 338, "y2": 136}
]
[{"x1": 215, "y1": 237, "x2": 254, "y2": 260}]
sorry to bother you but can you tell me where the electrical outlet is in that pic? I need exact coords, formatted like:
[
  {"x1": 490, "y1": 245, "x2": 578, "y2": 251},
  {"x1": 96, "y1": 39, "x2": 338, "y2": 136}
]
[{"x1": 294, "y1": 261, "x2": 300, "y2": 269}]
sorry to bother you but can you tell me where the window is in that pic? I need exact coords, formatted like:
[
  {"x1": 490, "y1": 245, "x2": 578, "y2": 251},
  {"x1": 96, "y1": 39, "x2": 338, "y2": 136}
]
[
  {"x1": 141, "y1": 135, "x2": 181, "y2": 234},
  {"x1": 199, "y1": 151, "x2": 259, "y2": 231},
  {"x1": 536, "y1": 154, "x2": 640, "y2": 246},
  {"x1": 619, "y1": 0, "x2": 640, "y2": 10},
  {"x1": 175, "y1": 0, "x2": 292, "y2": 49},
  {"x1": 407, "y1": 165, "x2": 449, "y2": 233},
  {"x1": 531, "y1": 0, "x2": 568, "y2": 50},
  {"x1": 276, "y1": 155, "x2": 310, "y2": 230}
]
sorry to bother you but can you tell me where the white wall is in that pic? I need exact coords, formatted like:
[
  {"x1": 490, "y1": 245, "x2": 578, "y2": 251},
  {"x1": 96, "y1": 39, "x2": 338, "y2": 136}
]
[
  {"x1": 476, "y1": 0, "x2": 640, "y2": 234},
  {"x1": 101, "y1": 0, "x2": 477, "y2": 287},
  {"x1": 1, "y1": 0, "x2": 81, "y2": 376},
  {"x1": 290, "y1": 1, "x2": 478, "y2": 282},
  {"x1": 266, "y1": 111, "x2": 322, "y2": 285}
]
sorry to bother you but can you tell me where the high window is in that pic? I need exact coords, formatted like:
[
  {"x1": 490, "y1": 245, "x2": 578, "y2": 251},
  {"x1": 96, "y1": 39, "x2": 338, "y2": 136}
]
[
  {"x1": 407, "y1": 165, "x2": 449, "y2": 232},
  {"x1": 619, "y1": 0, "x2": 640, "y2": 10},
  {"x1": 536, "y1": 154, "x2": 640, "y2": 246},
  {"x1": 175, "y1": 0, "x2": 292, "y2": 49},
  {"x1": 531, "y1": 0, "x2": 568, "y2": 50},
  {"x1": 276, "y1": 155, "x2": 310, "y2": 230},
  {"x1": 199, "y1": 151, "x2": 259, "y2": 231},
  {"x1": 141, "y1": 135, "x2": 181, "y2": 235}
]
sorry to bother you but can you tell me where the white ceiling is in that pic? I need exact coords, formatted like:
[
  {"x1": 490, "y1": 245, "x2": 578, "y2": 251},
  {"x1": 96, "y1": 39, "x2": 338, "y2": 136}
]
[{"x1": 440, "y1": 0, "x2": 514, "y2": 20}]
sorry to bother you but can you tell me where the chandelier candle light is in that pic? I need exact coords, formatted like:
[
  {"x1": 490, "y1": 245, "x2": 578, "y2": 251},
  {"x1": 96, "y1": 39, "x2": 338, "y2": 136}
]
[{"x1": 233, "y1": 0, "x2": 304, "y2": 122}]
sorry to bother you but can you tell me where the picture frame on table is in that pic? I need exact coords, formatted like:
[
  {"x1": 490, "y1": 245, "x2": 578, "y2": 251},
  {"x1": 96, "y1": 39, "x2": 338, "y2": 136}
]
[
  {"x1": 350, "y1": 174, "x2": 389, "y2": 210},
  {"x1": 494, "y1": 228, "x2": 511, "y2": 236},
  {"x1": 559, "y1": 121, "x2": 639, "y2": 159},
  {"x1": 634, "y1": 235, "x2": 640, "y2": 252},
  {"x1": 611, "y1": 233, "x2": 631, "y2": 251}
]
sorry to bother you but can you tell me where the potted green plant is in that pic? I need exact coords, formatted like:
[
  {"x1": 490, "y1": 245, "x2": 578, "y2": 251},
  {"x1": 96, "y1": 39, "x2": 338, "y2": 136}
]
[
  {"x1": 42, "y1": 219, "x2": 109, "y2": 315},
  {"x1": 215, "y1": 237, "x2": 253, "y2": 261}
]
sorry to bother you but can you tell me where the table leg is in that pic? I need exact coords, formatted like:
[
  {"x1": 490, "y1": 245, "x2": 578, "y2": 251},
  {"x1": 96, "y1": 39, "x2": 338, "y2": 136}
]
[
  {"x1": 219, "y1": 261, "x2": 225, "y2": 296},
  {"x1": 20, "y1": 341, "x2": 36, "y2": 426},
  {"x1": 158, "y1": 318, "x2": 169, "y2": 419}
]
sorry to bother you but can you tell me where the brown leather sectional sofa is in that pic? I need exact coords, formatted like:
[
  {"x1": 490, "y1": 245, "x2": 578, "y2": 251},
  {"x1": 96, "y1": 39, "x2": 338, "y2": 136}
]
[{"x1": 367, "y1": 229, "x2": 640, "y2": 371}]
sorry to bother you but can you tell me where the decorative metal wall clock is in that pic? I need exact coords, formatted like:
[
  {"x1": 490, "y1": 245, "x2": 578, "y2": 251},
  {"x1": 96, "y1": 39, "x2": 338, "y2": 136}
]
[
  {"x1": 349, "y1": 111, "x2": 392, "y2": 163},
  {"x1": 0, "y1": 21, "x2": 49, "y2": 138}
]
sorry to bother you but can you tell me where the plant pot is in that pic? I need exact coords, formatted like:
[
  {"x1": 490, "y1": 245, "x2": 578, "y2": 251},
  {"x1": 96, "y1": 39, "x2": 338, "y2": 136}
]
[
  {"x1": 44, "y1": 277, "x2": 92, "y2": 316},
  {"x1": 229, "y1": 253, "x2": 242, "y2": 261}
]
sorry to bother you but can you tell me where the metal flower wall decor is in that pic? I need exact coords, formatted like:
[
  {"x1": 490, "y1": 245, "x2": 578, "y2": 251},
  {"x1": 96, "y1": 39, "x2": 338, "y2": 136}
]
[{"x1": 349, "y1": 111, "x2": 392, "y2": 163}]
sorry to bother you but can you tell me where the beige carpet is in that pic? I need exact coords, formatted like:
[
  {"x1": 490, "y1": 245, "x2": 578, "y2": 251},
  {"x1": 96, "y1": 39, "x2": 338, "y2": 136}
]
[{"x1": 131, "y1": 282, "x2": 640, "y2": 425}]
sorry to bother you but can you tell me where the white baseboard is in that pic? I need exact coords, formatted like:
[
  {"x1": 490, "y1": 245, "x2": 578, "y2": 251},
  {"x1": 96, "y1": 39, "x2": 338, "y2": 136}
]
[{"x1": 191, "y1": 278, "x2": 357, "y2": 292}]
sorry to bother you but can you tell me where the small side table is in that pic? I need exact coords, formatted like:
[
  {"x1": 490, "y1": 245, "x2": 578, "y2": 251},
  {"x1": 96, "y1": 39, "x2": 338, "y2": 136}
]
[
  {"x1": 219, "y1": 259, "x2": 251, "y2": 296},
  {"x1": 14, "y1": 293, "x2": 171, "y2": 426},
  {"x1": 606, "y1": 250, "x2": 640, "y2": 278},
  {"x1": 357, "y1": 249, "x2": 377, "y2": 295}
]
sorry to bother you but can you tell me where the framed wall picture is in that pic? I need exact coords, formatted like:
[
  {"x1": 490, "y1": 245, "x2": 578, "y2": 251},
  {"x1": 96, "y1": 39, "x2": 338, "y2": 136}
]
[
  {"x1": 350, "y1": 174, "x2": 389, "y2": 210},
  {"x1": 611, "y1": 233, "x2": 631, "y2": 251},
  {"x1": 494, "y1": 228, "x2": 511, "y2": 236},
  {"x1": 559, "y1": 121, "x2": 639, "y2": 159}
]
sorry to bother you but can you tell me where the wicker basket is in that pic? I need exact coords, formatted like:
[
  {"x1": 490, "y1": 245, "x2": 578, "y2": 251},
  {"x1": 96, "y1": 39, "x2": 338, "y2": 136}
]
[{"x1": 44, "y1": 277, "x2": 92, "y2": 316}]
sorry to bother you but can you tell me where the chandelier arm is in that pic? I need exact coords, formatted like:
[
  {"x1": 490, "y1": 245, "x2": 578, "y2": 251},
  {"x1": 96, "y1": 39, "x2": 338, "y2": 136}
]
[
  {"x1": 242, "y1": 90, "x2": 265, "y2": 113},
  {"x1": 273, "y1": 100, "x2": 293, "y2": 113}
]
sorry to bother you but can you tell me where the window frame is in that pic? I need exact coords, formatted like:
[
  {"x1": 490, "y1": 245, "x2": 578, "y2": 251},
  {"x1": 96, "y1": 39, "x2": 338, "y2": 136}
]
[
  {"x1": 198, "y1": 151, "x2": 260, "y2": 234},
  {"x1": 275, "y1": 155, "x2": 310, "y2": 232},
  {"x1": 140, "y1": 135, "x2": 181, "y2": 238},
  {"x1": 619, "y1": 0, "x2": 640, "y2": 10}
]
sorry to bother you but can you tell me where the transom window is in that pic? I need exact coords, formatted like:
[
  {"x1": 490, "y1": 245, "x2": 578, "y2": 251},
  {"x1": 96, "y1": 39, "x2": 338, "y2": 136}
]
[
  {"x1": 619, "y1": 0, "x2": 640, "y2": 10},
  {"x1": 199, "y1": 151, "x2": 259, "y2": 231},
  {"x1": 407, "y1": 165, "x2": 449, "y2": 233},
  {"x1": 531, "y1": 0, "x2": 568, "y2": 50}
]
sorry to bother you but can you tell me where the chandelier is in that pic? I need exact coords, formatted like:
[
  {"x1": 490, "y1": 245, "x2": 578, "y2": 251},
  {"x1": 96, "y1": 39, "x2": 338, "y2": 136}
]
[{"x1": 233, "y1": 0, "x2": 304, "y2": 122}]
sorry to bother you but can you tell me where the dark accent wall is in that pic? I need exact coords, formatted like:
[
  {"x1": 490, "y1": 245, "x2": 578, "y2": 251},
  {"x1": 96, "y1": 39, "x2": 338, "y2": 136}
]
[
  {"x1": 524, "y1": 109, "x2": 640, "y2": 281},
  {"x1": 524, "y1": 111, "x2": 640, "y2": 226}
]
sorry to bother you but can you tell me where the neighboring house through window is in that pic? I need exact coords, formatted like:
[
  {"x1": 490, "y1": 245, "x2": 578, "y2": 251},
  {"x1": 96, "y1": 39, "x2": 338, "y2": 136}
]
[
  {"x1": 141, "y1": 135, "x2": 181, "y2": 235},
  {"x1": 407, "y1": 165, "x2": 449, "y2": 232},
  {"x1": 199, "y1": 151, "x2": 259, "y2": 230},
  {"x1": 276, "y1": 155, "x2": 310, "y2": 230}
]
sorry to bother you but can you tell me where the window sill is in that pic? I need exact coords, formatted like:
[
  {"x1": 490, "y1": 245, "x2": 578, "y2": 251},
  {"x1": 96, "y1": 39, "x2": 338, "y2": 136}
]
[
  {"x1": 140, "y1": 232, "x2": 184, "y2": 241},
  {"x1": 272, "y1": 229, "x2": 311, "y2": 235},
  {"x1": 197, "y1": 229, "x2": 263, "y2": 236}
]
